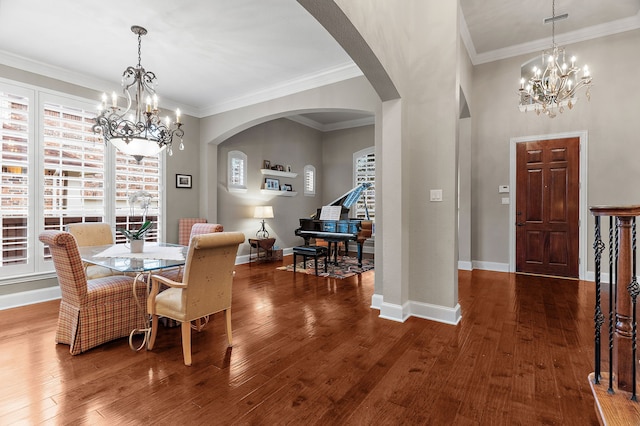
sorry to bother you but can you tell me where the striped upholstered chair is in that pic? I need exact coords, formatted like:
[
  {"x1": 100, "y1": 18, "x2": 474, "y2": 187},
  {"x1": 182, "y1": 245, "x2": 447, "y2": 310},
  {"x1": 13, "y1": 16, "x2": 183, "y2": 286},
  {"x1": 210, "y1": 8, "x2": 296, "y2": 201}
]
[{"x1": 39, "y1": 231, "x2": 147, "y2": 355}]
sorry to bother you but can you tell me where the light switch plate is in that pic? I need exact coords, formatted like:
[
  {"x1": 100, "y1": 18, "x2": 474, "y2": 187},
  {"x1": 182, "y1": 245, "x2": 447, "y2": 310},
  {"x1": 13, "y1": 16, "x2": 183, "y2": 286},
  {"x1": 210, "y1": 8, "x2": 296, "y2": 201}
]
[
  {"x1": 501, "y1": 197, "x2": 510, "y2": 204},
  {"x1": 430, "y1": 189, "x2": 443, "y2": 202}
]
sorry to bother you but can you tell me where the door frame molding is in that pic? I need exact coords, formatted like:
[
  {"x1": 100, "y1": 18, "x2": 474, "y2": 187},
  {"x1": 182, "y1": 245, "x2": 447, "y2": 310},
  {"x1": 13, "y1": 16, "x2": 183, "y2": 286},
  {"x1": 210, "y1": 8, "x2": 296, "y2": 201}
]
[{"x1": 509, "y1": 131, "x2": 588, "y2": 279}]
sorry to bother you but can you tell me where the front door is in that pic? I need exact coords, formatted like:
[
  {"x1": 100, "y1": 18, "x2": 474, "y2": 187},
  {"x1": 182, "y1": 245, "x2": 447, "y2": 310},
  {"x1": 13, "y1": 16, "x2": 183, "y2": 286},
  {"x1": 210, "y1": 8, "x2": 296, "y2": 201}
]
[{"x1": 515, "y1": 137, "x2": 580, "y2": 278}]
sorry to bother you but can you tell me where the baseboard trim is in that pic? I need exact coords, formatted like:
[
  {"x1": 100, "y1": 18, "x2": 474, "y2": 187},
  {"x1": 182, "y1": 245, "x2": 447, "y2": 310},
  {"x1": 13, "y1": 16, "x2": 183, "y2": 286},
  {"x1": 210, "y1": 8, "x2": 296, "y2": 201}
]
[
  {"x1": 472, "y1": 260, "x2": 510, "y2": 272},
  {"x1": 0, "y1": 286, "x2": 61, "y2": 311},
  {"x1": 371, "y1": 294, "x2": 462, "y2": 325},
  {"x1": 458, "y1": 260, "x2": 472, "y2": 271}
]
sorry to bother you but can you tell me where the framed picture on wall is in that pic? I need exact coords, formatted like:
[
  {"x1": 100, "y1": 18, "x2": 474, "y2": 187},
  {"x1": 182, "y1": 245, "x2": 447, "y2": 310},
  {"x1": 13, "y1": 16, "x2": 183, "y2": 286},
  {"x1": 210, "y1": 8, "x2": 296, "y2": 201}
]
[
  {"x1": 176, "y1": 174, "x2": 192, "y2": 188},
  {"x1": 265, "y1": 178, "x2": 280, "y2": 190},
  {"x1": 263, "y1": 160, "x2": 271, "y2": 169},
  {"x1": 282, "y1": 184, "x2": 293, "y2": 191}
]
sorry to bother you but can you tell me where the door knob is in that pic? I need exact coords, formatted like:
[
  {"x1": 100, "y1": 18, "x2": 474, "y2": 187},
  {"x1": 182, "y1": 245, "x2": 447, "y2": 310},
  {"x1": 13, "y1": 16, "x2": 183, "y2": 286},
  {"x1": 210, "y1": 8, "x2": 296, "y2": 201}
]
[{"x1": 516, "y1": 222, "x2": 525, "y2": 226}]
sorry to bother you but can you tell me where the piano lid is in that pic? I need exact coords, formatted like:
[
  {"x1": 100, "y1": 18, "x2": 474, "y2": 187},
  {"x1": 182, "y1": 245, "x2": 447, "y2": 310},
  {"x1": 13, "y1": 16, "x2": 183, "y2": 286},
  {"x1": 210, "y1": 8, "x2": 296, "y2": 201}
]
[
  {"x1": 308, "y1": 182, "x2": 371, "y2": 220},
  {"x1": 326, "y1": 182, "x2": 371, "y2": 209}
]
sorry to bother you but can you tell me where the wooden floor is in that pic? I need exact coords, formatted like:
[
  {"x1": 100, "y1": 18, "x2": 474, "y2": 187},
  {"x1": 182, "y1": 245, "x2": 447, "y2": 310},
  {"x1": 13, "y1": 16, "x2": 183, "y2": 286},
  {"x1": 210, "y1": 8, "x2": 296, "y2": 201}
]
[{"x1": 0, "y1": 257, "x2": 599, "y2": 425}]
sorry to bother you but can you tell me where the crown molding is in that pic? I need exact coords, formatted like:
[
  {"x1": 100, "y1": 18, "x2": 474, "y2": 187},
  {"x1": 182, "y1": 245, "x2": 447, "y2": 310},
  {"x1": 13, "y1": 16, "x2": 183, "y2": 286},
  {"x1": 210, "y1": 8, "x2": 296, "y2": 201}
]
[
  {"x1": 287, "y1": 114, "x2": 374, "y2": 132},
  {"x1": 470, "y1": 12, "x2": 640, "y2": 65},
  {"x1": 198, "y1": 62, "x2": 362, "y2": 117},
  {"x1": 0, "y1": 49, "x2": 199, "y2": 117}
]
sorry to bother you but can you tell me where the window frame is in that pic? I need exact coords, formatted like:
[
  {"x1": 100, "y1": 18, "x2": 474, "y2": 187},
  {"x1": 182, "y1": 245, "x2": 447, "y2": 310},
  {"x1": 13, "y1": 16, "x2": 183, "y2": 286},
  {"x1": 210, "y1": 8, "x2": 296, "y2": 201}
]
[
  {"x1": 303, "y1": 164, "x2": 316, "y2": 196},
  {"x1": 227, "y1": 150, "x2": 247, "y2": 193},
  {"x1": 353, "y1": 146, "x2": 375, "y2": 221}
]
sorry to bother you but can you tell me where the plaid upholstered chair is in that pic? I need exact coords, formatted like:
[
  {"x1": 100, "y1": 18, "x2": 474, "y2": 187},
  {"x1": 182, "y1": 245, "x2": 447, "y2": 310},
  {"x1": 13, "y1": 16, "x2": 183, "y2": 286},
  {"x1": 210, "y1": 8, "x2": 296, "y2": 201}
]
[
  {"x1": 178, "y1": 218, "x2": 208, "y2": 245},
  {"x1": 66, "y1": 222, "x2": 115, "y2": 280},
  {"x1": 148, "y1": 232, "x2": 245, "y2": 365},
  {"x1": 39, "y1": 230, "x2": 147, "y2": 355}
]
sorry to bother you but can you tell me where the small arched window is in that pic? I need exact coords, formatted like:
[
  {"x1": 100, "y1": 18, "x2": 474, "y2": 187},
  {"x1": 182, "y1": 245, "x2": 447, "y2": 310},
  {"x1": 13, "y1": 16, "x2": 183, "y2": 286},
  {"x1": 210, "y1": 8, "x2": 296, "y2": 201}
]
[
  {"x1": 303, "y1": 165, "x2": 316, "y2": 196},
  {"x1": 228, "y1": 150, "x2": 247, "y2": 192}
]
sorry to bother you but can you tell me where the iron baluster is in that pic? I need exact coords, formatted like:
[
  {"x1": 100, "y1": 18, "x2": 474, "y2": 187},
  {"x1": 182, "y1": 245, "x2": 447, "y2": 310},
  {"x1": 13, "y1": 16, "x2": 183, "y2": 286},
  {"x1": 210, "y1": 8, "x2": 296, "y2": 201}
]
[{"x1": 593, "y1": 215, "x2": 605, "y2": 384}]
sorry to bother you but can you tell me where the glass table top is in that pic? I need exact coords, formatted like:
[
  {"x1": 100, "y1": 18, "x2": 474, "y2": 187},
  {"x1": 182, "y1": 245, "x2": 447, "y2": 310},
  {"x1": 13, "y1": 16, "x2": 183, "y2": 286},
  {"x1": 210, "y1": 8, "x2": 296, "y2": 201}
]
[{"x1": 78, "y1": 242, "x2": 187, "y2": 273}]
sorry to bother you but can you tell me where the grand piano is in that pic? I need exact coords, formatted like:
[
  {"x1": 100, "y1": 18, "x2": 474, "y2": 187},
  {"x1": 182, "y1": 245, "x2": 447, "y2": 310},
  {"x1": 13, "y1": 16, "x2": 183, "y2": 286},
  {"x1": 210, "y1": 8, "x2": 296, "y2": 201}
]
[{"x1": 295, "y1": 183, "x2": 372, "y2": 266}]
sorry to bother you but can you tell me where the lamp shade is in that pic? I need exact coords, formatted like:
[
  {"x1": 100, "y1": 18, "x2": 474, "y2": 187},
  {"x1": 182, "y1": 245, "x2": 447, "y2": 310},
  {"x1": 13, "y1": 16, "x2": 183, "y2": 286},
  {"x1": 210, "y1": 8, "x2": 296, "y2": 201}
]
[{"x1": 254, "y1": 206, "x2": 274, "y2": 219}]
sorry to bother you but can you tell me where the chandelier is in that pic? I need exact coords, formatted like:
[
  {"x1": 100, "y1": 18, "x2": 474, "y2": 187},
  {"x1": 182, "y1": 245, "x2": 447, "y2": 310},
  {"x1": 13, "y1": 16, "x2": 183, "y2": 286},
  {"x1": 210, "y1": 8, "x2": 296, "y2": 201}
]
[
  {"x1": 93, "y1": 25, "x2": 184, "y2": 162},
  {"x1": 518, "y1": 0, "x2": 593, "y2": 118}
]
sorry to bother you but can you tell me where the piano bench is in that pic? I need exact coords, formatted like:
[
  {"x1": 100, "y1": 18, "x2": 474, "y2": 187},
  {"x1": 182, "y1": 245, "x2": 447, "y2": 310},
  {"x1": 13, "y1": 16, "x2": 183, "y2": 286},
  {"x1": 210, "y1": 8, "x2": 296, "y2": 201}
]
[{"x1": 293, "y1": 246, "x2": 328, "y2": 276}]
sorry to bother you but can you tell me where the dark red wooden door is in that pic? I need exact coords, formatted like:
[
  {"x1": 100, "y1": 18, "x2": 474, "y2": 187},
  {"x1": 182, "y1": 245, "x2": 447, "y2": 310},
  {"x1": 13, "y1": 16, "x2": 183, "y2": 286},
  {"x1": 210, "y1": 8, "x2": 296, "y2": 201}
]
[{"x1": 515, "y1": 138, "x2": 580, "y2": 278}]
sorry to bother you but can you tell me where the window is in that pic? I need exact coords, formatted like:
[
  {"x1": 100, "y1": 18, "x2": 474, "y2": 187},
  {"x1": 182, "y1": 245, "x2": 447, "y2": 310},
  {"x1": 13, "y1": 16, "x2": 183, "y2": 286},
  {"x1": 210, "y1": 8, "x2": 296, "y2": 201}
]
[
  {"x1": 0, "y1": 84, "x2": 32, "y2": 275},
  {"x1": 303, "y1": 164, "x2": 316, "y2": 196},
  {"x1": 228, "y1": 150, "x2": 247, "y2": 192},
  {"x1": 0, "y1": 81, "x2": 164, "y2": 280},
  {"x1": 353, "y1": 147, "x2": 375, "y2": 220}
]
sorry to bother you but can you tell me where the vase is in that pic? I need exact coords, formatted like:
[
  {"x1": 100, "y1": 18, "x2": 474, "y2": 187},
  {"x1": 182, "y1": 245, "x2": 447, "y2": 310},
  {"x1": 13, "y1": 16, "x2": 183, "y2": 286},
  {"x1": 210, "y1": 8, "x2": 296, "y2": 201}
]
[{"x1": 130, "y1": 239, "x2": 144, "y2": 253}]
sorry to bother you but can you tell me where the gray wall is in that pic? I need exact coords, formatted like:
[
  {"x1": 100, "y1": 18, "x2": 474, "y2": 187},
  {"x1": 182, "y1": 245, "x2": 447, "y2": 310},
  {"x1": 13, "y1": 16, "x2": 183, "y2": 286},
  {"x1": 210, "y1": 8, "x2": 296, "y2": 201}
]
[
  {"x1": 471, "y1": 29, "x2": 640, "y2": 271},
  {"x1": 322, "y1": 125, "x2": 374, "y2": 202},
  {"x1": 216, "y1": 118, "x2": 374, "y2": 256}
]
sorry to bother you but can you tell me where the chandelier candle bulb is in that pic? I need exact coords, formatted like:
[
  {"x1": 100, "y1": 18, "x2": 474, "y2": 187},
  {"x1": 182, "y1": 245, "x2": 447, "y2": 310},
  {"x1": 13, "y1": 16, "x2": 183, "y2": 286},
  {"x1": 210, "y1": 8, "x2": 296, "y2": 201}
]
[
  {"x1": 176, "y1": 109, "x2": 181, "y2": 124},
  {"x1": 111, "y1": 92, "x2": 117, "y2": 108}
]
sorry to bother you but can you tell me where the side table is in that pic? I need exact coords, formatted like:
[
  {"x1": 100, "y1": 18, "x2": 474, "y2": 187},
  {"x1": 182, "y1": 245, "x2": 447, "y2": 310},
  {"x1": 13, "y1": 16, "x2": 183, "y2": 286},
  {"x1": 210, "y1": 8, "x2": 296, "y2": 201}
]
[{"x1": 249, "y1": 238, "x2": 276, "y2": 263}]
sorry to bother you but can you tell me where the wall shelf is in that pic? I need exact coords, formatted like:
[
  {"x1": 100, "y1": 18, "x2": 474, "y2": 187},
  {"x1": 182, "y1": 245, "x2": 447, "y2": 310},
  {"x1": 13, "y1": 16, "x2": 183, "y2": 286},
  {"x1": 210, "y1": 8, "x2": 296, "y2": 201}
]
[
  {"x1": 260, "y1": 169, "x2": 297, "y2": 178},
  {"x1": 260, "y1": 189, "x2": 297, "y2": 197}
]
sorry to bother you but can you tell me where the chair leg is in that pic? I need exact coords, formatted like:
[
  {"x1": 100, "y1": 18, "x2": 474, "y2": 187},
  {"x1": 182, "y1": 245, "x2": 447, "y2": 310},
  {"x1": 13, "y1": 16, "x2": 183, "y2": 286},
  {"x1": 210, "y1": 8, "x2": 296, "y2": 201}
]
[
  {"x1": 225, "y1": 309, "x2": 232, "y2": 346},
  {"x1": 181, "y1": 321, "x2": 192, "y2": 366},
  {"x1": 148, "y1": 314, "x2": 159, "y2": 350}
]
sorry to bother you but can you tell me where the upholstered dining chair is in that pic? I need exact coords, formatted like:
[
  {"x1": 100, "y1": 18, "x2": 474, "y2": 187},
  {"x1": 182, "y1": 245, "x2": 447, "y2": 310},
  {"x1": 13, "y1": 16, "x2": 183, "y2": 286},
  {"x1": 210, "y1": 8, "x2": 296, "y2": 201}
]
[
  {"x1": 147, "y1": 231, "x2": 245, "y2": 366},
  {"x1": 66, "y1": 222, "x2": 115, "y2": 280},
  {"x1": 39, "y1": 230, "x2": 147, "y2": 355},
  {"x1": 158, "y1": 222, "x2": 224, "y2": 283},
  {"x1": 178, "y1": 218, "x2": 208, "y2": 246}
]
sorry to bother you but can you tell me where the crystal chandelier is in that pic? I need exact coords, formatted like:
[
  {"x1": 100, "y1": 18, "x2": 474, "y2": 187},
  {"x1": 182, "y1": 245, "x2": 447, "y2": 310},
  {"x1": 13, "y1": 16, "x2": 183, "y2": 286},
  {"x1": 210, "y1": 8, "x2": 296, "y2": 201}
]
[
  {"x1": 93, "y1": 25, "x2": 184, "y2": 162},
  {"x1": 518, "y1": 0, "x2": 593, "y2": 118}
]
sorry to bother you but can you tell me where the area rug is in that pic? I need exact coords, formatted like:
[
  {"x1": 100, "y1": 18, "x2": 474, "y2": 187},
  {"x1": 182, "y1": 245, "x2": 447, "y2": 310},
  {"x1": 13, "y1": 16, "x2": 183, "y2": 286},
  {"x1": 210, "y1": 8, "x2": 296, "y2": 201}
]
[{"x1": 277, "y1": 256, "x2": 374, "y2": 279}]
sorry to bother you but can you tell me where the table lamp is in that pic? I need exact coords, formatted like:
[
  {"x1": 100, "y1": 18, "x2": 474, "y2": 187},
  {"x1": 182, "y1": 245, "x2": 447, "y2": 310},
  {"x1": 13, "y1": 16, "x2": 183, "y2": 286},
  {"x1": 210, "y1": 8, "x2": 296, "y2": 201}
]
[{"x1": 254, "y1": 206, "x2": 274, "y2": 238}]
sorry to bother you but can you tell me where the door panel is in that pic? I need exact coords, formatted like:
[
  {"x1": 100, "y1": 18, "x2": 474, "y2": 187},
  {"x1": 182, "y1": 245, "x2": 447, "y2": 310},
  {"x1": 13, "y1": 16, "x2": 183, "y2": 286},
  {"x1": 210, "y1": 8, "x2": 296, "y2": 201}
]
[
  {"x1": 516, "y1": 137, "x2": 579, "y2": 278},
  {"x1": 526, "y1": 169, "x2": 543, "y2": 221}
]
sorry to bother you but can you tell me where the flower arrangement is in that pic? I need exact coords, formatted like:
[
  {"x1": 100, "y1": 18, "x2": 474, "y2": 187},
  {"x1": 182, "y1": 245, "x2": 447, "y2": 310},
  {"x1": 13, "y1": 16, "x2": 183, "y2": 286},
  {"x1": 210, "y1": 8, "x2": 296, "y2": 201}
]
[{"x1": 117, "y1": 220, "x2": 153, "y2": 240}]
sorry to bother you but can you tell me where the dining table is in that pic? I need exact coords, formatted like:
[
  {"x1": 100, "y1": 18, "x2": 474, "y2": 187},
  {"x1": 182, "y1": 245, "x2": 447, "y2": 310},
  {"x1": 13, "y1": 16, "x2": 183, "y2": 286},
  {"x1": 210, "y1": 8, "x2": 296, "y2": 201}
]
[{"x1": 78, "y1": 241, "x2": 188, "y2": 351}]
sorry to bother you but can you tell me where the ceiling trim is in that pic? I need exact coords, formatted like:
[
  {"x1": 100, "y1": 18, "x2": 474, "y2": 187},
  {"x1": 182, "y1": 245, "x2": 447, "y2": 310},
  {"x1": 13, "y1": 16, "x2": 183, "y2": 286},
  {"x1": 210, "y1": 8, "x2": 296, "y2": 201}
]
[
  {"x1": 0, "y1": 48, "x2": 197, "y2": 117},
  {"x1": 199, "y1": 62, "x2": 363, "y2": 118},
  {"x1": 287, "y1": 114, "x2": 374, "y2": 132},
  {"x1": 468, "y1": 11, "x2": 640, "y2": 65},
  {"x1": 0, "y1": 47, "x2": 362, "y2": 119}
]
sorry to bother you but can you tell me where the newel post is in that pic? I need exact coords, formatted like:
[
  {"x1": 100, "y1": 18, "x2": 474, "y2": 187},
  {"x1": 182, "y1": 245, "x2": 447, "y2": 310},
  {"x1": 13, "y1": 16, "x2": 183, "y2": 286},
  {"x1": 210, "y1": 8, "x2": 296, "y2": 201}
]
[{"x1": 591, "y1": 205, "x2": 640, "y2": 393}]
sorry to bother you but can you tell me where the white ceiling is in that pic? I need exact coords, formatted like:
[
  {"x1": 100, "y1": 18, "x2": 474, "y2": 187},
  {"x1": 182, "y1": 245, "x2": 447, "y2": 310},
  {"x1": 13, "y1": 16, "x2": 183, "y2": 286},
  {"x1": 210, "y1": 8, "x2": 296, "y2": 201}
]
[{"x1": 0, "y1": 0, "x2": 638, "y2": 125}]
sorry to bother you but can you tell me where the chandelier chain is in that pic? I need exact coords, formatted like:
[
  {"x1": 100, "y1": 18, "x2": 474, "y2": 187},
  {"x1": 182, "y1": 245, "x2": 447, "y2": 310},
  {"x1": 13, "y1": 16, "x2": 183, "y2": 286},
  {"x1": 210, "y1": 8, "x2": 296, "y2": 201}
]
[
  {"x1": 137, "y1": 32, "x2": 142, "y2": 68},
  {"x1": 551, "y1": 0, "x2": 556, "y2": 46}
]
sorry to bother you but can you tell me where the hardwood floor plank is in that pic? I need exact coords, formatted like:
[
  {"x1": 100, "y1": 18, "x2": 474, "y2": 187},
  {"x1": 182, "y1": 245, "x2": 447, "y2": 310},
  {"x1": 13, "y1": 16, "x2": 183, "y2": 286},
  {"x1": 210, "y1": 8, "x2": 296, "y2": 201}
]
[{"x1": 0, "y1": 260, "x2": 600, "y2": 424}]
